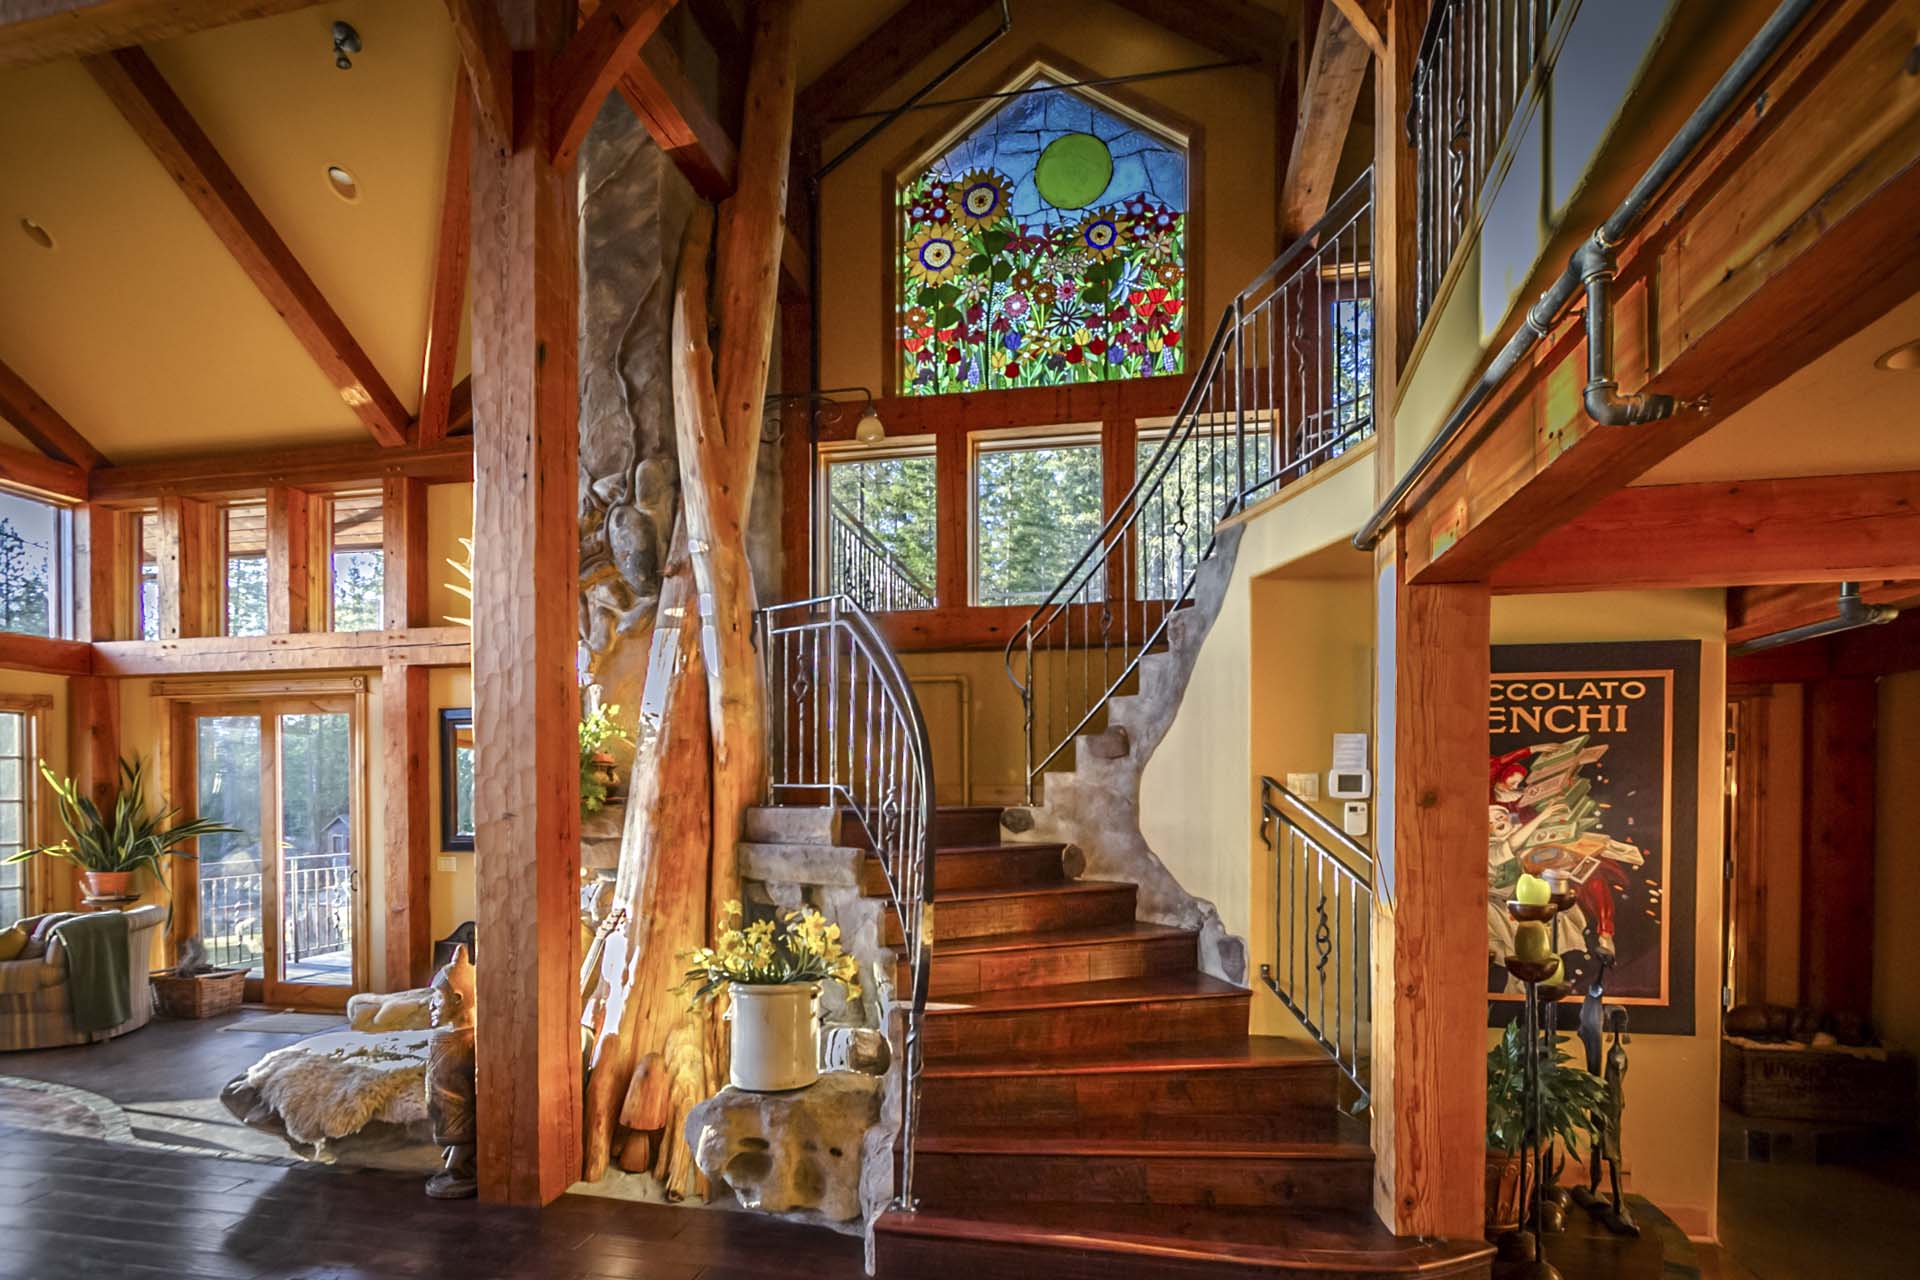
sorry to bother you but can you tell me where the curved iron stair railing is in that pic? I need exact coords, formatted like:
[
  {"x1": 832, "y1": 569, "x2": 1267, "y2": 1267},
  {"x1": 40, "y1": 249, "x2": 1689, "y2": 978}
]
[
  {"x1": 1003, "y1": 172, "x2": 1375, "y2": 801},
  {"x1": 755, "y1": 593, "x2": 936, "y2": 1209}
]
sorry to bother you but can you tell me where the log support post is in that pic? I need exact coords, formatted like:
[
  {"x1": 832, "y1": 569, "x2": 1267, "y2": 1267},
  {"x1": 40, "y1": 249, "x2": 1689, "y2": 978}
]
[
  {"x1": 383, "y1": 661, "x2": 434, "y2": 991},
  {"x1": 157, "y1": 494, "x2": 218, "y2": 639},
  {"x1": 1370, "y1": 528, "x2": 1487, "y2": 1239},
  {"x1": 265, "y1": 484, "x2": 326, "y2": 633},
  {"x1": 467, "y1": 0, "x2": 582, "y2": 1207},
  {"x1": 382, "y1": 474, "x2": 431, "y2": 630}
]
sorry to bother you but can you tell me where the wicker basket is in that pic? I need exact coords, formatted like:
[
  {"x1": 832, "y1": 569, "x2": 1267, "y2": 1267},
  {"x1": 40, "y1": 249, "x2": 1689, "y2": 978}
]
[{"x1": 151, "y1": 968, "x2": 247, "y2": 1019}]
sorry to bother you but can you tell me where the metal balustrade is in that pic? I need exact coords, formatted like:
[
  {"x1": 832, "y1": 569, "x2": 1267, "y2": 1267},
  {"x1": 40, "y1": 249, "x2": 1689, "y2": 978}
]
[
  {"x1": 199, "y1": 852, "x2": 351, "y2": 981},
  {"x1": 1257, "y1": 776, "x2": 1373, "y2": 1107},
  {"x1": 756, "y1": 594, "x2": 935, "y2": 1210},
  {"x1": 828, "y1": 501, "x2": 936, "y2": 613},
  {"x1": 1004, "y1": 173, "x2": 1374, "y2": 800},
  {"x1": 1407, "y1": 0, "x2": 1566, "y2": 328}
]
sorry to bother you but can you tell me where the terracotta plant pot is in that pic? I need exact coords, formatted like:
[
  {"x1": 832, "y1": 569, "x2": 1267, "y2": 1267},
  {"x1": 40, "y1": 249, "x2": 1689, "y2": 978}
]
[
  {"x1": 1485, "y1": 1147, "x2": 1536, "y2": 1236},
  {"x1": 81, "y1": 871, "x2": 135, "y2": 898},
  {"x1": 726, "y1": 982, "x2": 821, "y2": 1092}
]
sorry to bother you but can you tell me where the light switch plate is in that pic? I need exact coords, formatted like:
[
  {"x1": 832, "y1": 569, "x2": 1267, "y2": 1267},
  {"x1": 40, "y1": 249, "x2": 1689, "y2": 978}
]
[
  {"x1": 437, "y1": 855, "x2": 457, "y2": 873},
  {"x1": 1286, "y1": 772, "x2": 1320, "y2": 800}
]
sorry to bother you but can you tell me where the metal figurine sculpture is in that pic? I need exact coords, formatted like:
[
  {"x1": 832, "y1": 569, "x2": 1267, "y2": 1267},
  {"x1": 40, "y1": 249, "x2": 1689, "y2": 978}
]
[
  {"x1": 424, "y1": 944, "x2": 478, "y2": 1199},
  {"x1": 1570, "y1": 927, "x2": 1638, "y2": 1236}
]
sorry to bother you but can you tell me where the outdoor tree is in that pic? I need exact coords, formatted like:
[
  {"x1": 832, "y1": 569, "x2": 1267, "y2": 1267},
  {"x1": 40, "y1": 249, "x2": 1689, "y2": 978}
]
[{"x1": 0, "y1": 517, "x2": 51, "y2": 637}]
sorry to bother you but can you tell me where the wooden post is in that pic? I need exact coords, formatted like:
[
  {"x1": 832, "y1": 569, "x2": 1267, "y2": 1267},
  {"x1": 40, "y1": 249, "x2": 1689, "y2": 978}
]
[
  {"x1": 157, "y1": 494, "x2": 217, "y2": 638},
  {"x1": 1370, "y1": 527, "x2": 1487, "y2": 1239},
  {"x1": 265, "y1": 485, "x2": 324, "y2": 634},
  {"x1": 382, "y1": 474, "x2": 430, "y2": 630},
  {"x1": 1800, "y1": 676, "x2": 1877, "y2": 1016},
  {"x1": 382, "y1": 661, "x2": 433, "y2": 990},
  {"x1": 467, "y1": 0, "x2": 582, "y2": 1207},
  {"x1": 68, "y1": 675, "x2": 120, "y2": 823}
]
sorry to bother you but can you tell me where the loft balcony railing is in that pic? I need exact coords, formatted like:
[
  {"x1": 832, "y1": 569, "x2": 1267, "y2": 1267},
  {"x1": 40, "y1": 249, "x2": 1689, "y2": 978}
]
[
  {"x1": 828, "y1": 501, "x2": 936, "y2": 614},
  {"x1": 1004, "y1": 172, "x2": 1374, "y2": 801},
  {"x1": 1407, "y1": 0, "x2": 1567, "y2": 329},
  {"x1": 756, "y1": 593, "x2": 936, "y2": 1210},
  {"x1": 1257, "y1": 777, "x2": 1373, "y2": 1107}
]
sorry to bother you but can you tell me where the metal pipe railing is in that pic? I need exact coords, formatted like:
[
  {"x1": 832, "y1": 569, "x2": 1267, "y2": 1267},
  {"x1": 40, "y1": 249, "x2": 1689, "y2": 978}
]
[
  {"x1": 1356, "y1": 0, "x2": 1821, "y2": 553},
  {"x1": 1256, "y1": 776, "x2": 1373, "y2": 1107},
  {"x1": 827, "y1": 502, "x2": 936, "y2": 613},
  {"x1": 756, "y1": 593, "x2": 936, "y2": 1211}
]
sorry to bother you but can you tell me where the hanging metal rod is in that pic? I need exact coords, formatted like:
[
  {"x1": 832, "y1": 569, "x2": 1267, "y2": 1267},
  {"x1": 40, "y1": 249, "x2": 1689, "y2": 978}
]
[
  {"x1": 828, "y1": 58, "x2": 1259, "y2": 123},
  {"x1": 1353, "y1": 0, "x2": 1821, "y2": 554},
  {"x1": 1727, "y1": 583, "x2": 1901, "y2": 657}
]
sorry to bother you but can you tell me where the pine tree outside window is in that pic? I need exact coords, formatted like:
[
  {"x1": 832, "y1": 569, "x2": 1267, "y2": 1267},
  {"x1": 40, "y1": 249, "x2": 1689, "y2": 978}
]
[
  {"x1": 224, "y1": 500, "x2": 268, "y2": 637},
  {"x1": 974, "y1": 435, "x2": 1104, "y2": 607},
  {"x1": 823, "y1": 445, "x2": 938, "y2": 612},
  {"x1": 0, "y1": 492, "x2": 67, "y2": 639},
  {"x1": 330, "y1": 492, "x2": 384, "y2": 632},
  {"x1": 896, "y1": 70, "x2": 1189, "y2": 396}
]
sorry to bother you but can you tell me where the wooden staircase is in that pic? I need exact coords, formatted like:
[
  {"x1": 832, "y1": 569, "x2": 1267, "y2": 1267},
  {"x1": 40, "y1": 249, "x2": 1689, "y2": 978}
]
[{"x1": 840, "y1": 804, "x2": 1494, "y2": 1279}]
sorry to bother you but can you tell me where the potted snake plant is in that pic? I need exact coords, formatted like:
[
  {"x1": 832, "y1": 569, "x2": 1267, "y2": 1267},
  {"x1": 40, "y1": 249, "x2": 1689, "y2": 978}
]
[
  {"x1": 1485, "y1": 1019, "x2": 1607, "y2": 1236},
  {"x1": 5, "y1": 756, "x2": 238, "y2": 899}
]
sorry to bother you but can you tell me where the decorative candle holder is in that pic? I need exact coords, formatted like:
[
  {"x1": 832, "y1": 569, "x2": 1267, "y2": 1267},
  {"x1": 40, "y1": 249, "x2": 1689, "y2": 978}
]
[{"x1": 1502, "y1": 897, "x2": 1566, "y2": 1280}]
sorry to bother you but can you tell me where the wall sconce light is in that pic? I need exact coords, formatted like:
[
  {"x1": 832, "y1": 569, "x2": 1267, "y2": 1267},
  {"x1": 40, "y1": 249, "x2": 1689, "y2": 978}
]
[
  {"x1": 332, "y1": 20, "x2": 362, "y2": 70},
  {"x1": 763, "y1": 387, "x2": 885, "y2": 445}
]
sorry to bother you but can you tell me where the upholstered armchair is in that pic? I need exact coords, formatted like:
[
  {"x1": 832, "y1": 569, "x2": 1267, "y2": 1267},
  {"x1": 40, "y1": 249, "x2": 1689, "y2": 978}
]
[{"x1": 0, "y1": 905, "x2": 164, "y2": 1051}]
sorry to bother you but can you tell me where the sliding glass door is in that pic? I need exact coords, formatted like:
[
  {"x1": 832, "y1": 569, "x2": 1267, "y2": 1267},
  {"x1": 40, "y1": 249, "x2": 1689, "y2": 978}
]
[{"x1": 181, "y1": 693, "x2": 365, "y2": 1008}]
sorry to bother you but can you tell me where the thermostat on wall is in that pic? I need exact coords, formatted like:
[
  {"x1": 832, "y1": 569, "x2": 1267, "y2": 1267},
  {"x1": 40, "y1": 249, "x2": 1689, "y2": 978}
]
[{"x1": 1328, "y1": 732, "x2": 1371, "y2": 799}]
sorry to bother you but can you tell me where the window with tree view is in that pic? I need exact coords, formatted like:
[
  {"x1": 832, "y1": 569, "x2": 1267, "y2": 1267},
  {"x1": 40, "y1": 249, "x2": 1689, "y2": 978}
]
[
  {"x1": 0, "y1": 493, "x2": 62, "y2": 638},
  {"x1": 975, "y1": 438, "x2": 1103, "y2": 607},
  {"x1": 0, "y1": 711, "x2": 32, "y2": 924},
  {"x1": 225, "y1": 501, "x2": 267, "y2": 636},
  {"x1": 825, "y1": 449, "x2": 937, "y2": 612},
  {"x1": 897, "y1": 76, "x2": 1187, "y2": 395},
  {"x1": 330, "y1": 493, "x2": 383, "y2": 632}
]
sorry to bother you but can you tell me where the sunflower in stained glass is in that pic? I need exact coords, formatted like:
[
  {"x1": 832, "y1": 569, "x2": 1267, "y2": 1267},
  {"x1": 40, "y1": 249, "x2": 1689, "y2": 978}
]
[
  {"x1": 905, "y1": 228, "x2": 962, "y2": 283},
  {"x1": 954, "y1": 170, "x2": 1012, "y2": 228},
  {"x1": 1076, "y1": 209, "x2": 1124, "y2": 260}
]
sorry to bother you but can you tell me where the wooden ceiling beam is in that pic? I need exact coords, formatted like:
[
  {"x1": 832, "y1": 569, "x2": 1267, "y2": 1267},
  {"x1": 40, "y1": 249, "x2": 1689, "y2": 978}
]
[
  {"x1": 416, "y1": 76, "x2": 472, "y2": 446},
  {"x1": 0, "y1": 440, "x2": 87, "y2": 503},
  {"x1": 1492, "y1": 471, "x2": 1920, "y2": 594},
  {"x1": 1279, "y1": 0, "x2": 1370, "y2": 239},
  {"x1": 1102, "y1": 0, "x2": 1290, "y2": 68},
  {"x1": 1325, "y1": 0, "x2": 1385, "y2": 60},
  {"x1": 87, "y1": 48, "x2": 413, "y2": 448},
  {"x1": 0, "y1": 357, "x2": 106, "y2": 470},
  {"x1": 617, "y1": 31, "x2": 736, "y2": 199},
  {"x1": 1727, "y1": 580, "x2": 1920, "y2": 647},
  {"x1": 88, "y1": 436, "x2": 473, "y2": 505},
  {"x1": 0, "y1": 0, "x2": 321, "y2": 69},
  {"x1": 442, "y1": 0, "x2": 513, "y2": 145},
  {"x1": 552, "y1": 0, "x2": 675, "y2": 169},
  {"x1": 795, "y1": 0, "x2": 998, "y2": 129}
]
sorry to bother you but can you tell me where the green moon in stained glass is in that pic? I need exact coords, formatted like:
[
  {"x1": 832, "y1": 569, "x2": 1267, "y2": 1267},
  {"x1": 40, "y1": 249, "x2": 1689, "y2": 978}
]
[{"x1": 1034, "y1": 132, "x2": 1113, "y2": 210}]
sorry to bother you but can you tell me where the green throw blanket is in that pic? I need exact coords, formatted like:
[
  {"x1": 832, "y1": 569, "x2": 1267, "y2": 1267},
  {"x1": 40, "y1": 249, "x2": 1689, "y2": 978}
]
[{"x1": 51, "y1": 912, "x2": 132, "y2": 1033}]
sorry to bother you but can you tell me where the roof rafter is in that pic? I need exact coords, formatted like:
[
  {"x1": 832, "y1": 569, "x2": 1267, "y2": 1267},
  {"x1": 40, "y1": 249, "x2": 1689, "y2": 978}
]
[
  {"x1": 795, "y1": 0, "x2": 999, "y2": 128},
  {"x1": 86, "y1": 47, "x2": 412, "y2": 448},
  {"x1": 442, "y1": 0, "x2": 513, "y2": 146},
  {"x1": 0, "y1": 0, "x2": 322, "y2": 70},
  {"x1": 416, "y1": 75, "x2": 472, "y2": 446},
  {"x1": 551, "y1": 0, "x2": 676, "y2": 169},
  {"x1": 1102, "y1": 0, "x2": 1290, "y2": 70},
  {"x1": 617, "y1": 30, "x2": 736, "y2": 198},
  {"x1": 0, "y1": 357, "x2": 107, "y2": 470},
  {"x1": 1279, "y1": 0, "x2": 1370, "y2": 240}
]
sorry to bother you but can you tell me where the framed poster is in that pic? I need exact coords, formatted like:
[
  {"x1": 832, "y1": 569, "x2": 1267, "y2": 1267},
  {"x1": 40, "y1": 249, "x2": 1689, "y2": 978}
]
[{"x1": 1487, "y1": 641, "x2": 1699, "y2": 1035}]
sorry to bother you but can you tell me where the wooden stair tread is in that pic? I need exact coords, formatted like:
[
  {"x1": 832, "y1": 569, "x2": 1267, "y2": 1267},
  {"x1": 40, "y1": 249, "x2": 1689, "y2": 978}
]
[
  {"x1": 924, "y1": 1035, "x2": 1331, "y2": 1077},
  {"x1": 924, "y1": 973, "x2": 1245, "y2": 1015},
  {"x1": 876, "y1": 1201, "x2": 1494, "y2": 1273},
  {"x1": 932, "y1": 879, "x2": 1134, "y2": 903},
  {"x1": 933, "y1": 920, "x2": 1193, "y2": 956},
  {"x1": 917, "y1": 1136, "x2": 1371, "y2": 1160}
]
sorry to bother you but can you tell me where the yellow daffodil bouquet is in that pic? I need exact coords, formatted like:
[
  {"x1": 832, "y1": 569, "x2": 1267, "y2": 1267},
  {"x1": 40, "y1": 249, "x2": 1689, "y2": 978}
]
[{"x1": 678, "y1": 900, "x2": 861, "y2": 1005}]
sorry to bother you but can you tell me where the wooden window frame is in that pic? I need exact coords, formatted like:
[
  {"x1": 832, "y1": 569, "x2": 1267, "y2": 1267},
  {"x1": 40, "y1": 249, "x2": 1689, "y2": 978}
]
[{"x1": 0, "y1": 693, "x2": 54, "y2": 917}]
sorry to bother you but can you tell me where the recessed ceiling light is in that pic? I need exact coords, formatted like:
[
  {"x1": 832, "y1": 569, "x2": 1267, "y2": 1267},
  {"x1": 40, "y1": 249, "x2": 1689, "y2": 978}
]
[
  {"x1": 19, "y1": 217, "x2": 53, "y2": 250},
  {"x1": 1874, "y1": 338, "x2": 1920, "y2": 372},
  {"x1": 325, "y1": 165, "x2": 360, "y2": 202}
]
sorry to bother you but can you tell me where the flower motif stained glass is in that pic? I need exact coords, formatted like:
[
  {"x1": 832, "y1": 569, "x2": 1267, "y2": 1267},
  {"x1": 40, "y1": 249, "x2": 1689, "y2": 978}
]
[{"x1": 897, "y1": 78, "x2": 1188, "y2": 395}]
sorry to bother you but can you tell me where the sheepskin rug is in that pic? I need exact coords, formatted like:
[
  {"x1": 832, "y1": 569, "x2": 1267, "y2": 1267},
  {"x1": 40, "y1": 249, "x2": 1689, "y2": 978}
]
[{"x1": 242, "y1": 1028, "x2": 433, "y2": 1158}]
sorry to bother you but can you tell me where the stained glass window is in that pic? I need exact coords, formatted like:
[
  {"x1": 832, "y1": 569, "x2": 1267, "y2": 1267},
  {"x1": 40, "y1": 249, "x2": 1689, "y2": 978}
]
[{"x1": 897, "y1": 77, "x2": 1189, "y2": 396}]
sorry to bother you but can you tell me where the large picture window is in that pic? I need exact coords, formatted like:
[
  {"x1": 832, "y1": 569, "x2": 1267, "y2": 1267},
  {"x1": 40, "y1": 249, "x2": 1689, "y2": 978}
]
[
  {"x1": 224, "y1": 501, "x2": 268, "y2": 637},
  {"x1": 974, "y1": 435, "x2": 1103, "y2": 607},
  {"x1": 0, "y1": 705, "x2": 39, "y2": 924},
  {"x1": 0, "y1": 492, "x2": 68, "y2": 638},
  {"x1": 823, "y1": 447, "x2": 938, "y2": 612},
  {"x1": 330, "y1": 492, "x2": 384, "y2": 632},
  {"x1": 897, "y1": 74, "x2": 1189, "y2": 396}
]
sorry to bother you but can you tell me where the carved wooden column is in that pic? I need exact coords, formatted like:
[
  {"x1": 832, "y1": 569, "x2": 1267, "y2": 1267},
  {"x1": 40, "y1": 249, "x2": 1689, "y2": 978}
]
[{"x1": 467, "y1": 0, "x2": 582, "y2": 1207}]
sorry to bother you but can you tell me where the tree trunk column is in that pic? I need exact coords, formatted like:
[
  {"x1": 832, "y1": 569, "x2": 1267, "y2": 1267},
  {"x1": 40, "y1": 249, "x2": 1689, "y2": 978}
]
[{"x1": 469, "y1": 0, "x2": 582, "y2": 1208}]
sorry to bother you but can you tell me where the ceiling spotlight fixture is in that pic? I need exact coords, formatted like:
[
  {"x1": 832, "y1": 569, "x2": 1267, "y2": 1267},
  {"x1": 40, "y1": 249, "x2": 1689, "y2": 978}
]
[
  {"x1": 331, "y1": 20, "x2": 362, "y2": 70},
  {"x1": 1874, "y1": 338, "x2": 1920, "y2": 372},
  {"x1": 19, "y1": 217, "x2": 53, "y2": 250},
  {"x1": 325, "y1": 164, "x2": 360, "y2": 202}
]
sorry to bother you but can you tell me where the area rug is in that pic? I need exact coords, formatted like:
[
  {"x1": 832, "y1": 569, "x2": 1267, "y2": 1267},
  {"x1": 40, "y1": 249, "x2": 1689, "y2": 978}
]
[
  {"x1": 220, "y1": 1012, "x2": 347, "y2": 1035},
  {"x1": 0, "y1": 1079, "x2": 112, "y2": 1141}
]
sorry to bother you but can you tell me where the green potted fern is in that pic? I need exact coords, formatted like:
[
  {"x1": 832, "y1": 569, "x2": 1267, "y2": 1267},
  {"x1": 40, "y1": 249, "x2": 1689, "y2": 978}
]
[
  {"x1": 1485, "y1": 1020, "x2": 1607, "y2": 1235},
  {"x1": 4, "y1": 756, "x2": 238, "y2": 899}
]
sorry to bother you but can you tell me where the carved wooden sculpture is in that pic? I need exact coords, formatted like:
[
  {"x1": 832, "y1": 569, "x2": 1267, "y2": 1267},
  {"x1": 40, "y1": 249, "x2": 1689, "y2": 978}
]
[{"x1": 425, "y1": 944, "x2": 478, "y2": 1199}]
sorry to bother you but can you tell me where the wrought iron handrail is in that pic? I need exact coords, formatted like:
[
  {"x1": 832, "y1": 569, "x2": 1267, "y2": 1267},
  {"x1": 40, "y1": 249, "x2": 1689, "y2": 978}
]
[
  {"x1": 1406, "y1": 0, "x2": 1569, "y2": 329},
  {"x1": 755, "y1": 593, "x2": 936, "y2": 1210},
  {"x1": 828, "y1": 500, "x2": 936, "y2": 613},
  {"x1": 1256, "y1": 776, "x2": 1372, "y2": 1107},
  {"x1": 1003, "y1": 172, "x2": 1374, "y2": 800}
]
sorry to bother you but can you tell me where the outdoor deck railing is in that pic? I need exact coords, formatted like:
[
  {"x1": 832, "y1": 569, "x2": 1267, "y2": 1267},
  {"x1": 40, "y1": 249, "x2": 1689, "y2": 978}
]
[{"x1": 199, "y1": 852, "x2": 351, "y2": 975}]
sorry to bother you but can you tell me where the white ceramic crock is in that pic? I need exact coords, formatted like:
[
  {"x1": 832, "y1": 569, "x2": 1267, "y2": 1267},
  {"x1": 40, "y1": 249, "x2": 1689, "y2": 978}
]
[{"x1": 726, "y1": 982, "x2": 822, "y2": 1091}]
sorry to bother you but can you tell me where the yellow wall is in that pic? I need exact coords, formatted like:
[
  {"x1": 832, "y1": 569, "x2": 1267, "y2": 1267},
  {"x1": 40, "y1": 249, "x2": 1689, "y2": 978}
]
[
  {"x1": 428, "y1": 483, "x2": 473, "y2": 628},
  {"x1": 1489, "y1": 589, "x2": 1726, "y2": 1240},
  {"x1": 1873, "y1": 672, "x2": 1920, "y2": 1087},
  {"x1": 814, "y1": 0, "x2": 1282, "y2": 396},
  {"x1": 429, "y1": 666, "x2": 476, "y2": 939}
]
